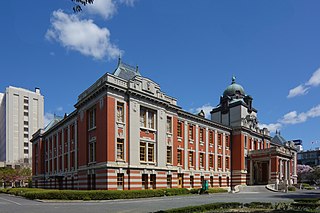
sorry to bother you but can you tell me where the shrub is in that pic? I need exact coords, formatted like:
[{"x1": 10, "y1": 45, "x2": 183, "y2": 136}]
[
  {"x1": 163, "y1": 188, "x2": 190, "y2": 196},
  {"x1": 244, "y1": 202, "x2": 273, "y2": 209},
  {"x1": 156, "y1": 202, "x2": 242, "y2": 213},
  {"x1": 291, "y1": 202, "x2": 320, "y2": 211},
  {"x1": 207, "y1": 188, "x2": 228, "y2": 193},
  {"x1": 293, "y1": 198, "x2": 320, "y2": 203},
  {"x1": 189, "y1": 188, "x2": 200, "y2": 194},
  {"x1": 288, "y1": 186, "x2": 296, "y2": 191}
]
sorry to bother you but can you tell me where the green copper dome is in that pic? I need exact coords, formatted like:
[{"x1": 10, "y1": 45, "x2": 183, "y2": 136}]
[{"x1": 223, "y1": 76, "x2": 245, "y2": 97}]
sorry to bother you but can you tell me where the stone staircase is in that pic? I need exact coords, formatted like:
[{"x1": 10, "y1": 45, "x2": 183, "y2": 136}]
[{"x1": 238, "y1": 185, "x2": 272, "y2": 193}]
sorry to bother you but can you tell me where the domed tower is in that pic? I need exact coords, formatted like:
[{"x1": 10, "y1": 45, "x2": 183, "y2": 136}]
[{"x1": 211, "y1": 76, "x2": 257, "y2": 129}]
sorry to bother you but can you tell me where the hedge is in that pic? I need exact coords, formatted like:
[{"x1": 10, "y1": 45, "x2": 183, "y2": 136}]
[
  {"x1": 293, "y1": 198, "x2": 320, "y2": 203},
  {"x1": 1, "y1": 187, "x2": 228, "y2": 200},
  {"x1": 243, "y1": 202, "x2": 273, "y2": 209},
  {"x1": 155, "y1": 202, "x2": 242, "y2": 213}
]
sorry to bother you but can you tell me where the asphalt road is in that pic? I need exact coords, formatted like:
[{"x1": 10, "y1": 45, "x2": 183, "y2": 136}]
[{"x1": 0, "y1": 190, "x2": 319, "y2": 213}]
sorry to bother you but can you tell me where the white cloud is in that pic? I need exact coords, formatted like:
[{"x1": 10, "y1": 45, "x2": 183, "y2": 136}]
[
  {"x1": 287, "y1": 84, "x2": 309, "y2": 98},
  {"x1": 44, "y1": 112, "x2": 54, "y2": 127},
  {"x1": 258, "y1": 123, "x2": 282, "y2": 133},
  {"x1": 190, "y1": 104, "x2": 214, "y2": 119},
  {"x1": 85, "y1": 0, "x2": 117, "y2": 20},
  {"x1": 288, "y1": 67, "x2": 320, "y2": 98},
  {"x1": 46, "y1": 10, "x2": 122, "y2": 60},
  {"x1": 85, "y1": 0, "x2": 136, "y2": 20},
  {"x1": 307, "y1": 67, "x2": 320, "y2": 86},
  {"x1": 280, "y1": 111, "x2": 307, "y2": 124},
  {"x1": 279, "y1": 104, "x2": 320, "y2": 124}
]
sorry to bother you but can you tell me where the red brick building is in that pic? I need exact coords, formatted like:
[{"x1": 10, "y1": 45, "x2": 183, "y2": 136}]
[{"x1": 31, "y1": 60, "x2": 297, "y2": 190}]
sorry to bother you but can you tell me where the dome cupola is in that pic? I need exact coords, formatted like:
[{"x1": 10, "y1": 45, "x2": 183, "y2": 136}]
[{"x1": 223, "y1": 76, "x2": 245, "y2": 97}]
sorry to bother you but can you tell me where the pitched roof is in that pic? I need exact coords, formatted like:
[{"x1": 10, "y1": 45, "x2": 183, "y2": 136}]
[
  {"x1": 271, "y1": 131, "x2": 287, "y2": 146},
  {"x1": 113, "y1": 58, "x2": 141, "y2": 81},
  {"x1": 44, "y1": 115, "x2": 63, "y2": 132}
]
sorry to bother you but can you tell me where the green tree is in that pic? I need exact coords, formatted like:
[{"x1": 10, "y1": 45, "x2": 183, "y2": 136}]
[{"x1": 71, "y1": 0, "x2": 95, "y2": 12}]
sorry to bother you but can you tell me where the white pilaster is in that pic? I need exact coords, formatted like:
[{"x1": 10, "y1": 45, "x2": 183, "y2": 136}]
[
  {"x1": 214, "y1": 131, "x2": 218, "y2": 172},
  {"x1": 195, "y1": 125, "x2": 199, "y2": 170}
]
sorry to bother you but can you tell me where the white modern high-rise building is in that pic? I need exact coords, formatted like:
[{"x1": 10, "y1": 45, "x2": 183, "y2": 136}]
[{"x1": 0, "y1": 86, "x2": 44, "y2": 166}]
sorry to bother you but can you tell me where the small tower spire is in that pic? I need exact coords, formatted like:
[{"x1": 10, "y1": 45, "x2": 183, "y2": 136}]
[
  {"x1": 117, "y1": 55, "x2": 121, "y2": 66},
  {"x1": 231, "y1": 75, "x2": 236, "y2": 84}
]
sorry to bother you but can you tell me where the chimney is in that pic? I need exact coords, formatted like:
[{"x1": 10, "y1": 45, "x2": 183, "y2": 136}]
[{"x1": 35, "y1": 87, "x2": 40, "y2": 94}]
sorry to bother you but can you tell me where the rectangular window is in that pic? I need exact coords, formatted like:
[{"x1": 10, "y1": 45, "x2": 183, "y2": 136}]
[
  {"x1": 218, "y1": 156, "x2": 222, "y2": 169},
  {"x1": 200, "y1": 153, "x2": 204, "y2": 168},
  {"x1": 225, "y1": 135, "x2": 230, "y2": 148},
  {"x1": 140, "y1": 142, "x2": 146, "y2": 161},
  {"x1": 140, "y1": 107, "x2": 156, "y2": 129},
  {"x1": 166, "y1": 117, "x2": 172, "y2": 133},
  {"x1": 24, "y1": 134, "x2": 28, "y2": 138},
  {"x1": 24, "y1": 98, "x2": 28, "y2": 104},
  {"x1": 71, "y1": 124, "x2": 75, "y2": 141},
  {"x1": 190, "y1": 176, "x2": 194, "y2": 188},
  {"x1": 24, "y1": 112, "x2": 28, "y2": 116},
  {"x1": 24, "y1": 149, "x2": 28, "y2": 154},
  {"x1": 148, "y1": 110, "x2": 155, "y2": 129},
  {"x1": 89, "y1": 140, "x2": 96, "y2": 163},
  {"x1": 166, "y1": 146, "x2": 172, "y2": 164},
  {"x1": 117, "y1": 102, "x2": 124, "y2": 123},
  {"x1": 117, "y1": 173, "x2": 124, "y2": 190},
  {"x1": 244, "y1": 136, "x2": 248, "y2": 148},
  {"x1": 140, "y1": 108, "x2": 146, "y2": 127},
  {"x1": 167, "y1": 175, "x2": 172, "y2": 188},
  {"x1": 177, "y1": 121, "x2": 182, "y2": 137},
  {"x1": 189, "y1": 151, "x2": 194, "y2": 167},
  {"x1": 24, "y1": 105, "x2": 28, "y2": 110},
  {"x1": 209, "y1": 131, "x2": 214, "y2": 146},
  {"x1": 199, "y1": 128, "x2": 204, "y2": 142},
  {"x1": 209, "y1": 154, "x2": 214, "y2": 168},
  {"x1": 148, "y1": 144, "x2": 154, "y2": 162},
  {"x1": 150, "y1": 174, "x2": 156, "y2": 189},
  {"x1": 178, "y1": 174, "x2": 183, "y2": 188},
  {"x1": 210, "y1": 176, "x2": 214, "y2": 187},
  {"x1": 218, "y1": 133, "x2": 222, "y2": 146},
  {"x1": 226, "y1": 157, "x2": 229, "y2": 169},
  {"x1": 117, "y1": 139, "x2": 124, "y2": 160},
  {"x1": 24, "y1": 127, "x2": 28, "y2": 132},
  {"x1": 24, "y1": 142, "x2": 28, "y2": 147},
  {"x1": 24, "y1": 121, "x2": 28, "y2": 125},
  {"x1": 88, "y1": 107, "x2": 96, "y2": 130},
  {"x1": 189, "y1": 125, "x2": 194, "y2": 140},
  {"x1": 177, "y1": 149, "x2": 182, "y2": 165},
  {"x1": 142, "y1": 174, "x2": 148, "y2": 190}
]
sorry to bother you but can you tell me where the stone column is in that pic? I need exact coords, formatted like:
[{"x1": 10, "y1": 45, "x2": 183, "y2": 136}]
[
  {"x1": 250, "y1": 159, "x2": 253, "y2": 185},
  {"x1": 74, "y1": 121, "x2": 78, "y2": 170},
  {"x1": 284, "y1": 160, "x2": 288, "y2": 183},
  {"x1": 195, "y1": 125, "x2": 199, "y2": 170},
  {"x1": 184, "y1": 121, "x2": 188, "y2": 170},
  {"x1": 222, "y1": 133, "x2": 226, "y2": 172},
  {"x1": 268, "y1": 157, "x2": 271, "y2": 183},
  {"x1": 205, "y1": 128, "x2": 209, "y2": 170},
  {"x1": 214, "y1": 131, "x2": 218, "y2": 172},
  {"x1": 279, "y1": 159, "x2": 282, "y2": 181}
]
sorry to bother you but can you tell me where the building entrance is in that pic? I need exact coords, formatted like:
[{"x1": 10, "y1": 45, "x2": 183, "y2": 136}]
[{"x1": 253, "y1": 161, "x2": 269, "y2": 185}]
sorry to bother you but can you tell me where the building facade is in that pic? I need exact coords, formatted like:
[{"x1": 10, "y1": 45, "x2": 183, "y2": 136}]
[
  {"x1": 298, "y1": 149, "x2": 320, "y2": 166},
  {"x1": 31, "y1": 60, "x2": 297, "y2": 190},
  {"x1": 0, "y1": 86, "x2": 44, "y2": 167}
]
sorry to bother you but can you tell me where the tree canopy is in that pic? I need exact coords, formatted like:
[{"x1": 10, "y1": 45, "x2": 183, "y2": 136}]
[{"x1": 72, "y1": 0, "x2": 95, "y2": 13}]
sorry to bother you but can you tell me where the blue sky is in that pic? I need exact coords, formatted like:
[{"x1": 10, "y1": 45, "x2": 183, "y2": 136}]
[{"x1": 1, "y1": 0, "x2": 320, "y2": 150}]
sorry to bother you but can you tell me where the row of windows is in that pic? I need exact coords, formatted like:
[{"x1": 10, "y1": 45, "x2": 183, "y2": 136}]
[
  {"x1": 116, "y1": 173, "x2": 229, "y2": 190},
  {"x1": 178, "y1": 122, "x2": 229, "y2": 147},
  {"x1": 177, "y1": 150, "x2": 229, "y2": 169}
]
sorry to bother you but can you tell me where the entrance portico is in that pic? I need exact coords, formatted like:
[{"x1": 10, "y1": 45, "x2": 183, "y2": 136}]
[{"x1": 248, "y1": 145, "x2": 297, "y2": 187}]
